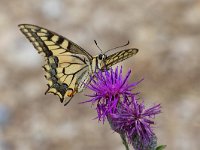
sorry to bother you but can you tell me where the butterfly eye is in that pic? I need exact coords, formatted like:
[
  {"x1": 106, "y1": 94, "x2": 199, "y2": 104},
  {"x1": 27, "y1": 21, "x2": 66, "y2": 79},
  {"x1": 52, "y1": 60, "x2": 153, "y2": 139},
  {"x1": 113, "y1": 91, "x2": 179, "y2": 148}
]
[{"x1": 98, "y1": 54, "x2": 103, "y2": 60}]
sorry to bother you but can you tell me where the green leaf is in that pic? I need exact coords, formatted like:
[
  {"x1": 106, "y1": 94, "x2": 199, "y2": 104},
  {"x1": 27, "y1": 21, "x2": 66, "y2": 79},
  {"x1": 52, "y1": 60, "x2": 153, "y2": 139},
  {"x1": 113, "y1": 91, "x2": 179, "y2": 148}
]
[{"x1": 156, "y1": 145, "x2": 167, "y2": 150}]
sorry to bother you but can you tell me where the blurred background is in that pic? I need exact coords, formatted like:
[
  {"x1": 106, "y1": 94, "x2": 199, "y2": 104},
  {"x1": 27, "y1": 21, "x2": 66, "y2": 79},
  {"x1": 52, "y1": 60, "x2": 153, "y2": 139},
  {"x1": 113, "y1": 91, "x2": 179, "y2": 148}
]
[{"x1": 0, "y1": 0, "x2": 200, "y2": 149}]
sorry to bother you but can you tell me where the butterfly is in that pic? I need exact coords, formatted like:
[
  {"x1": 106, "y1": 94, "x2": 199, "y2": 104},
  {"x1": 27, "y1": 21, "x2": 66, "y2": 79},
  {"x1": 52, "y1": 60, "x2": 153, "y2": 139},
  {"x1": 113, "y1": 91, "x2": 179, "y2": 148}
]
[{"x1": 18, "y1": 24, "x2": 138, "y2": 105}]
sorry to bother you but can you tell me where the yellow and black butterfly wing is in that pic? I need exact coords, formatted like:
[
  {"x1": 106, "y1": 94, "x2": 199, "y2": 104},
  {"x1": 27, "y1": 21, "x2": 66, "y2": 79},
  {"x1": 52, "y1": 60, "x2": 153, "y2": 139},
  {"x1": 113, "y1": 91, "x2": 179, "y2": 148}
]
[
  {"x1": 105, "y1": 48, "x2": 138, "y2": 68},
  {"x1": 18, "y1": 24, "x2": 92, "y2": 59},
  {"x1": 18, "y1": 24, "x2": 92, "y2": 105}
]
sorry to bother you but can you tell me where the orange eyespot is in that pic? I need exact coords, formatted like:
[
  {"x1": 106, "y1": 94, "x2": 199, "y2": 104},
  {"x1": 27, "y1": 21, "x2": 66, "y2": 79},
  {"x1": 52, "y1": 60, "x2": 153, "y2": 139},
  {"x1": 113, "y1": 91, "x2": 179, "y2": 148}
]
[
  {"x1": 67, "y1": 92, "x2": 73, "y2": 97},
  {"x1": 67, "y1": 90, "x2": 76, "y2": 97}
]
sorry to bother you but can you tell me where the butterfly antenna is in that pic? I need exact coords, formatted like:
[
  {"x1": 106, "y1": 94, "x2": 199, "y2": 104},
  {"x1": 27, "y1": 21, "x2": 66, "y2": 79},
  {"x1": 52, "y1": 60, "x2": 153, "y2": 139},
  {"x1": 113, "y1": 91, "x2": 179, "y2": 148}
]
[
  {"x1": 94, "y1": 40, "x2": 103, "y2": 53},
  {"x1": 105, "y1": 41, "x2": 130, "y2": 54}
]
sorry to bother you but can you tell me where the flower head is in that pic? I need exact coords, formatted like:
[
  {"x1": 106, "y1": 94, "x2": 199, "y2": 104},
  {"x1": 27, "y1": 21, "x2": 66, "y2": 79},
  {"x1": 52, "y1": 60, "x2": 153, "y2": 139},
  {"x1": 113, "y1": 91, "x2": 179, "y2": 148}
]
[
  {"x1": 83, "y1": 66, "x2": 142, "y2": 122},
  {"x1": 109, "y1": 96, "x2": 161, "y2": 146}
]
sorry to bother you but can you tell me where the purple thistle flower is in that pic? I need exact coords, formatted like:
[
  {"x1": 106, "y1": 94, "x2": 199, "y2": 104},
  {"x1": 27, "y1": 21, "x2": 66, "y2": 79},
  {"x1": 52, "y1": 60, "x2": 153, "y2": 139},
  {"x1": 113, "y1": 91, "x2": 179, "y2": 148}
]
[
  {"x1": 82, "y1": 66, "x2": 142, "y2": 122},
  {"x1": 109, "y1": 95, "x2": 161, "y2": 147}
]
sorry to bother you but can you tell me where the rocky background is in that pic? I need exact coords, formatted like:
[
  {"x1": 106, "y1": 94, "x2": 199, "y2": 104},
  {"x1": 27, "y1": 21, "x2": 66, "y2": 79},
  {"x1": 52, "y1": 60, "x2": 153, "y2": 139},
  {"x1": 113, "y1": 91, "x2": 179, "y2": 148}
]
[{"x1": 0, "y1": 0, "x2": 200, "y2": 150}]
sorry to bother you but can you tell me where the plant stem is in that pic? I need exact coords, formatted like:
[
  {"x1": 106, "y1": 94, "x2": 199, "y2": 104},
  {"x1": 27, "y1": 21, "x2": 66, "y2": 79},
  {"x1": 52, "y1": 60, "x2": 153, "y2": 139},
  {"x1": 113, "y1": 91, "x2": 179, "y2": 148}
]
[{"x1": 120, "y1": 133, "x2": 129, "y2": 150}]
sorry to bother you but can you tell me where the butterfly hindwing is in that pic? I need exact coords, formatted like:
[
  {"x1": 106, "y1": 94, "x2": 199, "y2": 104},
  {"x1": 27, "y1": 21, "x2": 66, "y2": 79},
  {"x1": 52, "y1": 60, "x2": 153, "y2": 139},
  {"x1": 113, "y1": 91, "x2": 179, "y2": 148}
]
[
  {"x1": 105, "y1": 48, "x2": 138, "y2": 68},
  {"x1": 19, "y1": 24, "x2": 92, "y2": 104}
]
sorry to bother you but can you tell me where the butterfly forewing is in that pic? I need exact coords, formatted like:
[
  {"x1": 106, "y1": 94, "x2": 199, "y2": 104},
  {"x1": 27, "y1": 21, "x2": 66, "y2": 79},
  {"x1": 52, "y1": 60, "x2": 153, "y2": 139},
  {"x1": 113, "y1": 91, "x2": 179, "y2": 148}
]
[
  {"x1": 19, "y1": 24, "x2": 92, "y2": 104},
  {"x1": 105, "y1": 48, "x2": 138, "y2": 68},
  {"x1": 18, "y1": 24, "x2": 92, "y2": 59}
]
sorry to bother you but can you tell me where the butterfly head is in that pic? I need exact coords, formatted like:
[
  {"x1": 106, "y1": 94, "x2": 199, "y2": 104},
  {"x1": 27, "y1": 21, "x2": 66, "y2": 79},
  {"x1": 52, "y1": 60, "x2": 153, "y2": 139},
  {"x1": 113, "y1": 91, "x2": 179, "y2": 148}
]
[
  {"x1": 98, "y1": 54, "x2": 107, "y2": 60},
  {"x1": 94, "y1": 40, "x2": 130, "y2": 70},
  {"x1": 96, "y1": 54, "x2": 108, "y2": 70}
]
